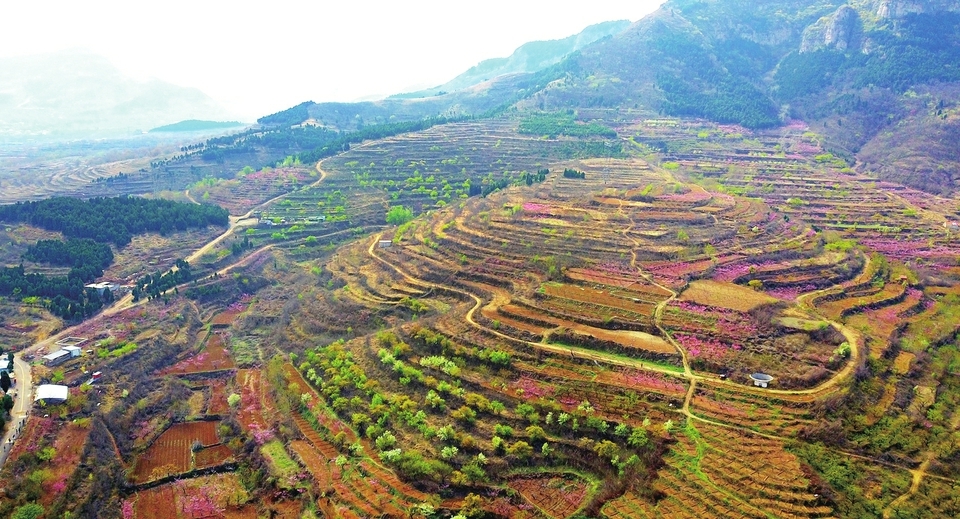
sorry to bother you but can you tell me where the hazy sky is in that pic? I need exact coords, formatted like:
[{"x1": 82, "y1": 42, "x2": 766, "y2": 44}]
[{"x1": 2, "y1": 1, "x2": 664, "y2": 120}]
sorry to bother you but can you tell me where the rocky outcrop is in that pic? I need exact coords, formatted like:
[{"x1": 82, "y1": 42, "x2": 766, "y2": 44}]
[
  {"x1": 800, "y1": 6, "x2": 862, "y2": 53},
  {"x1": 873, "y1": 0, "x2": 960, "y2": 19}
]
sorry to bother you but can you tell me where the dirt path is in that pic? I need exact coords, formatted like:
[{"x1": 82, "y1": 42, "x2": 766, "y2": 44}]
[
  {"x1": 184, "y1": 188, "x2": 200, "y2": 205},
  {"x1": 365, "y1": 233, "x2": 691, "y2": 380}
]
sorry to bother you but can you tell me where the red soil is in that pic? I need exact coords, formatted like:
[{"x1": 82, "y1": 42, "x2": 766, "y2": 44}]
[{"x1": 131, "y1": 421, "x2": 220, "y2": 484}]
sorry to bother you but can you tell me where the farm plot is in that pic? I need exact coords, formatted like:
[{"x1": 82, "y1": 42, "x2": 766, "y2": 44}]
[
  {"x1": 234, "y1": 369, "x2": 273, "y2": 439},
  {"x1": 190, "y1": 167, "x2": 316, "y2": 215},
  {"x1": 131, "y1": 420, "x2": 221, "y2": 484},
  {"x1": 285, "y1": 364, "x2": 432, "y2": 514},
  {"x1": 126, "y1": 472, "x2": 251, "y2": 519},
  {"x1": 539, "y1": 282, "x2": 659, "y2": 325},
  {"x1": 161, "y1": 332, "x2": 236, "y2": 375},
  {"x1": 607, "y1": 422, "x2": 833, "y2": 519},
  {"x1": 260, "y1": 440, "x2": 307, "y2": 489},
  {"x1": 32, "y1": 421, "x2": 91, "y2": 506},
  {"x1": 104, "y1": 227, "x2": 223, "y2": 283},
  {"x1": 509, "y1": 474, "x2": 593, "y2": 519},
  {"x1": 206, "y1": 378, "x2": 230, "y2": 416},
  {"x1": 195, "y1": 444, "x2": 234, "y2": 469},
  {"x1": 679, "y1": 280, "x2": 778, "y2": 311},
  {"x1": 289, "y1": 439, "x2": 337, "y2": 492},
  {"x1": 663, "y1": 298, "x2": 842, "y2": 386},
  {"x1": 690, "y1": 384, "x2": 816, "y2": 435}
]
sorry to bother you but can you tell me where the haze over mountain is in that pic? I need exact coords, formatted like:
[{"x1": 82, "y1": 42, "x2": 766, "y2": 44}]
[{"x1": 0, "y1": 49, "x2": 237, "y2": 138}]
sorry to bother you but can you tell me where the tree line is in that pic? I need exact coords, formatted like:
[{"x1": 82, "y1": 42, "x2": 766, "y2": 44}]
[
  {"x1": 23, "y1": 238, "x2": 113, "y2": 283},
  {"x1": 518, "y1": 112, "x2": 617, "y2": 138},
  {"x1": 0, "y1": 265, "x2": 110, "y2": 320},
  {"x1": 0, "y1": 196, "x2": 229, "y2": 247},
  {"x1": 132, "y1": 259, "x2": 193, "y2": 302}
]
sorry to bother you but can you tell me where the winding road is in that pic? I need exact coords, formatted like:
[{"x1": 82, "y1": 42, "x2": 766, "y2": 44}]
[{"x1": 363, "y1": 224, "x2": 958, "y2": 495}]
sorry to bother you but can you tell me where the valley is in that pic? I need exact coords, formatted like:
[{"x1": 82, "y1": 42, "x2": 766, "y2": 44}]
[
  {"x1": 4, "y1": 0, "x2": 960, "y2": 517},
  {"x1": 2, "y1": 109, "x2": 959, "y2": 518}
]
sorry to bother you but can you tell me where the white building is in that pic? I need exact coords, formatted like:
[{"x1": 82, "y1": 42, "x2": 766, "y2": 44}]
[
  {"x1": 750, "y1": 373, "x2": 774, "y2": 388},
  {"x1": 84, "y1": 282, "x2": 119, "y2": 295},
  {"x1": 35, "y1": 384, "x2": 69, "y2": 404}
]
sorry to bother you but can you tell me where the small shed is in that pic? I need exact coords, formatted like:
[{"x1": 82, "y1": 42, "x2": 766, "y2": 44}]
[
  {"x1": 42, "y1": 350, "x2": 71, "y2": 367},
  {"x1": 750, "y1": 373, "x2": 774, "y2": 388},
  {"x1": 35, "y1": 384, "x2": 69, "y2": 404},
  {"x1": 63, "y1": 346, "x2": 82, "y2": 358},
  {"x1": 84, "y1": 282, "x2": 118, "y2": 295},
  {"x1": 378, "y1": 240, "x2": 393, "y2": 248}
]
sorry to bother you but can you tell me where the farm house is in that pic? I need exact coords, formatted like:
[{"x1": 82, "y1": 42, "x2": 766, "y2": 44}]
[
  {"x1": 42, "y1": 350, "x2": 71, "y2": 367},
  {"x1": 34, "y1": 384, "x2": 69, "y2": 404}
]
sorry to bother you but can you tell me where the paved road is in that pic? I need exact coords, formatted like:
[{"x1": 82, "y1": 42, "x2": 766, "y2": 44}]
[{"x1": 0, "y1": 353, "x2": 33, "y2": 466}]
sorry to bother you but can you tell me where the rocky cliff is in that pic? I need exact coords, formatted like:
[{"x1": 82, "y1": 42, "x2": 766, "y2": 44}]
[{"x1": 801, "y1": 5, "x2": 862, "y2": 52}]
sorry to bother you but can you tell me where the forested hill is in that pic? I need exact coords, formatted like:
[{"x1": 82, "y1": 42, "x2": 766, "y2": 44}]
[
  {"x1": 0, "y1": 196, "x2": 228, "y2": 247},
  {"x1": 522, "y1": 0, "x2": 960, "y2": 192},
  {"x1": 0, "y1": 196, "x2": 223, "y2": 321}
]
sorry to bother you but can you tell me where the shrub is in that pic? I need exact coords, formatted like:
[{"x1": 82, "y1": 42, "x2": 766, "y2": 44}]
[
  {"x1": 507, "y1": 441, "x2": 533, "y2": 460},
  {"x1": 386, "y1": 205, "x2": 414, "y2": 225},
  {"x1": 452, "y1": 406, "x2": 477, "y2": 426}
]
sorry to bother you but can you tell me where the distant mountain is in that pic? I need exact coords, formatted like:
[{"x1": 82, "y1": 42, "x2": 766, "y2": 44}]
[
  {"x1": 390, "y1": 20, "x2": 631, "y2": 99},
  {"x1": 0, "y1": 49, "x2": 235, "y2": 138},
  {"x1": 149, "y1": 120, "x2": 245, "y2": 133}
]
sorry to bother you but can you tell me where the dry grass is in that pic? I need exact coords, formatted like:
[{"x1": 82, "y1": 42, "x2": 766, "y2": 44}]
[
  {"x1": 892, "y1": 351, "x2": 915, "y2": 375},
  {"x1": 679, "y1": 280, "x2": 779, "y2": 311}
]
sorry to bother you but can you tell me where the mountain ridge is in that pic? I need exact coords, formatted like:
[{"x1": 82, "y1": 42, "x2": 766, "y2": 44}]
[{"x1": 390, "y1": 20, "x2": 631, "y2": 99}]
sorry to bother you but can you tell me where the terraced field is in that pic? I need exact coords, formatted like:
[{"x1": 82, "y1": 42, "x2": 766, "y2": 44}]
[
  {"x1": 286, "y1": 112, "x2": 960, "y2": 516},
  {"x1": 8, "y1": 111, "x2": 960, "y2": 518}
]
